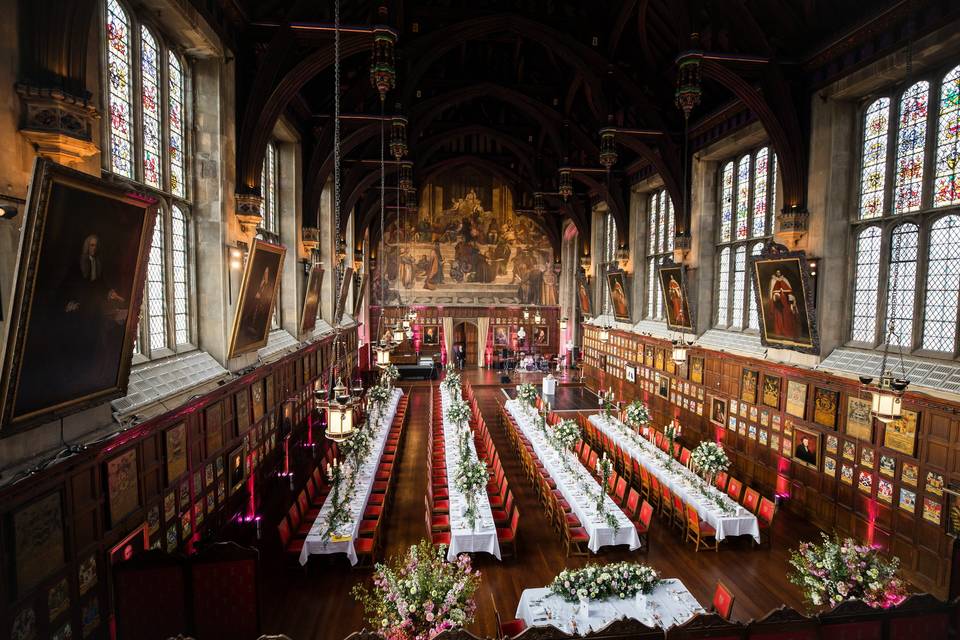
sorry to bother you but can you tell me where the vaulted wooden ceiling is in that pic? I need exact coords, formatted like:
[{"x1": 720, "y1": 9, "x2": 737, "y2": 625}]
[{"x1": 215, "y1": 0, "x2": 952, "y2": 251}]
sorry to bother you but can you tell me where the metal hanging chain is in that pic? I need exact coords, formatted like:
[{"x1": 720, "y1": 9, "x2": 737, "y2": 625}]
[
  {"x1": 333, "y1": 0, "x2": 343, "y2": 314},
  {"x1": 379, "y1": 99, "x2": 386, "y2": 335}
]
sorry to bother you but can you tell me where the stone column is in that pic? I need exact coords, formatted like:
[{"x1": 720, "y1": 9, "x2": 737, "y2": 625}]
[
  {"x1": 688, "y1": 151, "x2": 718, "y2": 337},
  {"x1": 630, "y1": 188, "x2": 649, "y2": 321},
  {"x1": 277, "y1": 134, "x2": 303, "y2": 337},
  {"x1": 318, "y1": 177, "x2": 336, "y2": 323}
]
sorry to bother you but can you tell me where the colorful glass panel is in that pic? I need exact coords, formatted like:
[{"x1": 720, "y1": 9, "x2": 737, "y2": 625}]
[
  {"x1": 720, "y1": 162, "x2": 733, "y2": 243},
  {"x1": 893, "y1": 82, "x2": 929, "y2": 214},
  {"x1": 736, "y1": 155, "x2": 750, "y2": 239},
  {"x1": 141, "y1": 27, "x2": 162, "y2": 188},
  {"x1": 106, "y1": 0, "x2": 133, "y2": 177},
  {"x1": 934, "y1": 66, "x2": 960, "y2": 207},
  {"x1": 752, "y1": 147, "x2": 769, "y2": 237},
  {"x1": 859, "y1": 98, "x2": 890, "y2": 219},
  {"x1": 147, "y1": 213, "x2": 167, "y2": 351},
  {"x1": 169, "y1": 53, "x2": 186, "y2": 198}
]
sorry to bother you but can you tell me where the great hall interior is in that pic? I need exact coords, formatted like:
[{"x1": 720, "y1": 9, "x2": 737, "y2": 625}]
[{"x1": 6, "y1": 1, "x2": 960, "y2": 639}]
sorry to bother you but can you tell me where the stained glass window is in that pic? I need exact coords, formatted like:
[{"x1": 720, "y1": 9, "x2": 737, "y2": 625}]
[
  {"x1": 106, "y1": 0, "x2": 133, "y2": 178},
  {"x1": 851, "y1": 227, "x2": 882, "y2": 344},
  {"x1": 859, "y1": 98, "x2": 890, "y2": 219},
  {"x1": 934, "y1": 66, "x2": 960, "y2": 208},
  {"x1": 172, "y1": 205, "x2": 189, "y2": 345},
  {"x1": 715, "y1": 146, "x2": 776, "y2": 330},
  {"x1": 107, "y1": 3, "x2": 195, "y2": 359},
  {"x1": 169, "y1": 53, "x2": 186, "y2": 198},
  {"x1": 885, "y1": 223, "x2": 919, "y2": 348},
  {"x1": 644, "y1": 189, "x2": 674, "y2": 320},
  {"x1": 893, "y1": 82, "x2": 929, "y2": 214},
  {"x1": 146, "y1": 213, "x2": 167, "y2": 351},
  {"x1": 716, "y1": 248, "x2": 730, "y2": 326},
  {"x1": 261, "y1": 142, "x2": 279, "y2": 234},
  {"x1": 922, "y1": 216, "x2": 960, "y2": 352},
  {"x1": 720, "y1": 162, "x2": 733, "y2": 243}
]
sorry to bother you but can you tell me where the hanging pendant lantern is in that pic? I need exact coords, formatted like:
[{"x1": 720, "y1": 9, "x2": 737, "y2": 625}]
[
  {"x1": 579, "y1": 253, "x2": 591, "y2": 270},
  {"x1": 375, "y1": 345, "x2": 392, "y2": 367},
  {"x1": 399, "y1": 161, "x2": 414, "y2": 192},
  {"x1": 389, "y1": 117, "x2": 408, "y2": 160},
  {"x1": 674, "y1": 54, "x2": 703, "y2": 119},
  {"x1": 599, "y1": 128, "x2": 618, "y2": 171},
  {"x1": 671, "y1": 340, "x2": 688, "y2": 365},
  {"x1": 558, "y1": 167, "x2": 574, "y2": 200},
  {"x1": 392, "y1": 324, "x2": 405, "y2": 343},
  {"x1": 533, "y1": 310, "x2": 542, "y2": 324},
  {"x1": 517, "y1": 326, "x2": 527, "y2": 342},
  {"x1": 598, "y1": 326, "x2": 610, "y2": 343},
  {"x1": 533, "y1": 192, "x2": 546, "y2": 217},
  {"x1": 616, "y1": 244, "x2": 630, "y2": 267},
  {"x1": 370, "y1": 28, "x2": 397, "y2": 101},
  {"x1": 324, "y1": 377, "x2": 356, "y2": 442},
  {"x1": 559, "y1": 317, "x2": 568, "y2": 331}
]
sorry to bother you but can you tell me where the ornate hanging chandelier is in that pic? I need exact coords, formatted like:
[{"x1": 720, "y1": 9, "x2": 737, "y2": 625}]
[
  {"x1": 389, "y1": 116, "x2": 408, "y2": 160},
  {"x1": 859, "y1": 322, "x2": 910, "y2": 423},
  {"x1": 369, "y1": 27, "x2": 396, "y2": 102},
  {"x1": 674, "y1": 53, "x2": 703, "y2": 119},
  {"x1": 399, "y1": 161, "x2": 414, "y2": 192},
  {"x1": 533, "y1": 192, "x2": 546, "y2": 217},
  {"x1": 599, "y1": 127, "x2": 618, "y2": 171},
  {"x1": 558, "y1": 166, "x2": 574, "y2": 199}
]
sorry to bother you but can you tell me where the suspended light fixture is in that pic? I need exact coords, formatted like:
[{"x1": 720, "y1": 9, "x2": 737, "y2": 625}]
[
  {"x1": 599, "y1": 127, "x2": 618, "y2": 171},
  {"x1": 579, "y1": 253, "x2": 591, "y2": 270},
  {"x1": 559, "y1": 317, "x2": 568, "y2": 331},
  {"x1": 523, "y1": 308, "x2": 530, "y2": 321},
  {"x1": 533, "y1": 192, "x2": 546, "y2": 217},
  {"x1": 558, "y1": 167, "x2": 574, "y2": 200},
  {"x1": 616, "y1": 244, "x2": 630, "y2": 268},
  {"x1": 375, "y1": 344, "x2": 392, "y2": 367},
  {"x1": 598, "y1": 325, "x2": 610, "y2": 343},
  {"x1": 533, "y1": 309, "x2": 542, "y2": 324},
  {"x1": 399, "y1": 161, "x2": 414, "y2": 192},
  {"x1": 353, "y1": 249, "x2": 364, "y2": 273},
  {"x1": 671, "y1": 339, "x2": 688, "y2": 365},
  {"x1": 859, "y1": 322, "x2": 910, "y2": 423},
  {"x1": 392, "y1": 324, "x2": 405, "y2": 343},
  {"x1": 324, "y1": 376, "x2": 356, "y2": 442},
  {"x1": 517, "y1": 326, "x2": 527, "y2": 342},
  {"x1": 674, "y1": 48, "x2": 703, "y2": 119},
  {"x1": 389, "y1": 116, "x2": 408, "y2": 160},
  {"x1": 369, "y1": 27, "x2": 397, "y2": 102}
]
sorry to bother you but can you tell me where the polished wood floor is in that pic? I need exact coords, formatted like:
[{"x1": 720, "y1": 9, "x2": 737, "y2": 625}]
[{"x1": 254, "y1": 375, "x2": 818, "y2": 640}]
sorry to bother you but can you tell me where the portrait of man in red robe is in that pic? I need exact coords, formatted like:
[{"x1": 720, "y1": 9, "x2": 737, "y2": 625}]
[
  {"x1": 767, "y1": 269, "x2": 799, "y2": 339},
  {"x1": 752, "y1": 256, "x2": 816, "y2": 353}
]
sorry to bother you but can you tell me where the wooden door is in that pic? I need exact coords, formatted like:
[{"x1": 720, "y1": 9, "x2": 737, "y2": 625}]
[{"x1": 454, "y1": 322, "x2": 479, "y2": 366}]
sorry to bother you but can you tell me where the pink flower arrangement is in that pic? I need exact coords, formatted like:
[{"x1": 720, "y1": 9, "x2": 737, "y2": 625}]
[
  {"x1": 353, "y1": 540, "x2": 481, "y2": 640},
  {"x1": 788, "y1": 533, "x2": 908, "y2": 610}
]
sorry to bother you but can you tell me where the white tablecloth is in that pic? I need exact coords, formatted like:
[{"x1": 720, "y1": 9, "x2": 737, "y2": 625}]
[
  {"x1": 299, "y1": 388, "x2": 402, "y2": 565},
  {"x1": 588, "y1": 414, "x2": 759, "y2": 542},
  {"x1": 505, "y1": 400, "x2": 639, "y2": 553},
  {"x1": 440, "y1": 386, "x2": 501, "y2": 562},
  {"x1": 516, "y1": 578, "x2": 705, "y2": 634}
]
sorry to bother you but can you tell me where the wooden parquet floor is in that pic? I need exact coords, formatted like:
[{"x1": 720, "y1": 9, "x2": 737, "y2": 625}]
[{"x1": 256, "y1": 381, "x2": 818, "y2": 640}]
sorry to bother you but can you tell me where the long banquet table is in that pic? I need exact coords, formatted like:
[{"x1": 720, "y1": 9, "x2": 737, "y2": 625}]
[
  {"x1": 588, "y1": 413, "x2": 759, "y2": 542},
  {"x1": 504, "y1": 399, "x2": 639, "y2": 553},
  {"x1": 516, "y1": 578, "x2": 705, "y2": 634},
  {"x1": 439, "y1": 386, "x2": 501, "y2": 561},
  {"x1": 299, "y1": 388, "x2": 402, "y2": 565}
]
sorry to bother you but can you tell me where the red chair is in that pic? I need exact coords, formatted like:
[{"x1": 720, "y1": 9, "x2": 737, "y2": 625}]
[
  {"x1": 634, "y1": 500, "x2": 653, "y2": 555},
  {"x1": 426, "y1": 509, "x2": 451, "y2": 547},
  {"x1": 288, "y1": 504, "x2": 312, "y2": 538},
  {"x1": 496, "y1": 609, "x2": 527, "y2": 639},
  {"x1": 712, "y1": 581, "x2": 735, "y2": 620},
  {"x1": 613, "y1": 477, "x2": 628, "y2": 506},
  {"x1": 679, "y1": 447, "x2": 691, "y2": 467},
  {"x1": 587, "y1": 450, "x2": 599, "y2": 472},
  {"x1": 685, "y1": 504, "x2": 718, "y2": 552},
  {"x1": 277, "y1": 518, "x2": 305, "y2": 559},
  {"x1": 714, "y1": 471, "x2": 729, "y2": 492},
  {"x1": 726, "y1": 477, "x2": 743, "y2": 503},
  {"x1": 297, "y1": 490, "x2": 320, "y2": 522},
  {"x1": 742, "y1": 487, "x2": 761, "y2": 513},
  {"x1": 756, "y1": 497, "x2": 776, "y2": 548},
  {"x1": 492, "y1": 491, "x2": 515, "y2": 527},
  {"x1": 497, "y1": 506, "x2": 520, "y2": 558},
  {"x1": 623, "y1": 488, "x2": 640, "y2": 520}
]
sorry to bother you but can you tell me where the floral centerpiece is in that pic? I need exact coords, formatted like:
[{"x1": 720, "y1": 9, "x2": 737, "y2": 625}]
[
  {"x1": 353, "y1": 540, "x2": 481, "y2": 640},
  {"x1": 381, "y1": 363, "x2": 400, "y2": 389},
  {"x1": 441, "y1": 366, "x2": 461, "y2": 393},
  {"x1": 625, "y1": 400, "x2": 651, "y2": 429},
  {"x1": 516, "y1": 383, "x2": 538, "y2": 408},
  {"x1": 453, "y1": 458, "x2": 488, "y2": 529},
  {"x1": 550, "y1": 419, "x2": 581, "y2": 452},
  {"x1": 368, "y1": 385, "x2": 391, "y2": 417},
  {"x1": 549, "y1": 562, "x2": 660, "y2": 602},
  {"x1": 446, "y1": 399, "x2": 472, "y2": 429},
  {"x1": 690, "y1": 441, "x2": 730, "y2": 484},
  {"x1": 788, "y1": 533, "x2": 908, "y2": 609},
  {"x1": 595, "y1": 453, "x2": 614, "y2": 512},
  {"x1": 339, "y1": 423, "x2": 373, "y2": 469},
  {"x1": 598, "y1": 388, "x2": 617, "y2": 419}
]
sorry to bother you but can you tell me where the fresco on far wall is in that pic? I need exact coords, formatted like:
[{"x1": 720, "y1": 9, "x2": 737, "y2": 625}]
[{"x1": 370, "y1": 168, "x2": 557, "y2": 306}]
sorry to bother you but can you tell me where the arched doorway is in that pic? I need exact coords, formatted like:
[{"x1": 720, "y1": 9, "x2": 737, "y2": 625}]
[{"x1": 453, "y1": 321, "x2": 479, "y2": 367}]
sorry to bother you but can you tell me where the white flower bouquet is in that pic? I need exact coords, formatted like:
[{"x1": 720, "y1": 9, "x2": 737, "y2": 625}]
[
  {"x1": 446, "y1": 399, "x2": 472, "y2": 428},
  {"x1": 367, "y1": 384, "x2": 391, "y2": 411},
  {"x1": 516, "y1": 383, "x2": 539, "y2": 408},
  {"x1": 550, "y1": 419, "x2": 581, "y2": 451},
  {"x1": 453, "y1": 458, "x2": 488, "y2": 496},
  {"x1": 441, "y1": 366, "x2": 461, "y2": 392},
  {"x1": 690, "y1": 441, "x2": 730, "y2": 478},
  {"x1": 549, "y1": 562, "x2": 660, "y2": 603},
  {"x1": 381, "y1": 363, "x2": 400, "y2": 387},
  {"x1": 625, "y1": 400, "x2": 651, "y2": 428}
]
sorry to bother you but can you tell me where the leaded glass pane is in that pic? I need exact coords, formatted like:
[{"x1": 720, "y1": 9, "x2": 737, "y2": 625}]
[
  {"x1": 720, "y1": 162, "x2": 733, "y2": 243},
  {"x1": 717, "y1": 248, "x2": 730, "y2": 326},
  {"x1": 748, "y1": 242, "x2": 763, "y2": 330},
  {"x1": 731, "y1": 246, "x2": 746, "y2": 327},
  {"x1": 851, "y1": 226, "x2": 882, "y2": 343},
  {"x1": 665, "y1": 195, "x2": 674, "y2": 252},
  {"x1": 885, "y1": 223, "x2": 919, "y2": 347},
  {"x1": 648, "y1": 193, "x2": 658, "y2": 255},
  {"x1": 859, "y1": 98, "x2": 890, "y2": 219},
  {"x1": 736, "y1": 156, "x2": 750, "y2": 240},
  {"x1": 894, "y1": 82, "x2": 929, "y2": 214},
  {"x1": 934, "y1": 66, "x2": 960, "y2": 208},
  {"x1": 922, "y1": 215, "x2": 960, "y2": 352},
  {"x1": 172, "y1": 205, "x2": 189, "y2": 345},
  {"x1": 770, "y1": 153, "x2": 778, "y2": 217},
  {"x1": 752, "y1": 147, "x2": 769, "y2": 237},
  {"x1": 140, "y1": 27, "x2": 162, "y2": 188},
  {"x1": 169, "y1": 53, "x2": 186, "y2": 198},
  {"x1": 147, "y1": 214, "x2": 167, "y2": 351},
  {"x1": 106, "y1": 0, "x2": 133, "y2": 178},
  {"x1": 657, "y1": 191, "x2": 666, "y2": 253},
  {"x1": 647, "y1": 257, "x2": 656, "y2": 318}
]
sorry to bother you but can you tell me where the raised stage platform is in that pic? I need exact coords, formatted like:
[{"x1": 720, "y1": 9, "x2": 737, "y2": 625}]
[{"x1": 500, "y1": 384, "x2": 601, "y2": 414}]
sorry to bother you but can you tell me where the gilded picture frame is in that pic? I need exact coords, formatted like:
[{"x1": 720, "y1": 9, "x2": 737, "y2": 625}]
[
  {"x1": 657, "y1": 259, "x2": 695, "y2": 332},
  {"x1": 299, "y1": 264, "x2": 324, "y2": 336},
  {"x1": 227, "y1": 238, "x2": 286, "y2": 358},
  {"x1": 749, "y1": 242, "x2": 820, "y2": 355}
]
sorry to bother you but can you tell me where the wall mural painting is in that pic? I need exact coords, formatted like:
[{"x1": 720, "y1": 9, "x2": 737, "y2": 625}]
[
  {"x1": 370, "y1": 169, "x2": 557, "y2": 306},
  {"x1": 0, "y1": 159, "x2": 158, "y2": 431},
  {"x1": 750, "y1": 244, "x2": 819, "y2": 355}
]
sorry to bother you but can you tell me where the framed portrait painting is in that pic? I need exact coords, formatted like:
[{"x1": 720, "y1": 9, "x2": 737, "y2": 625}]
[
  {"x1": 493, "y1": 326, "x2": 509, "y2": 346},
  {"x1": 792, "y1": 426, "x2": 821, "y2": 470},
  {"x1": 605, "y1": 270, "x2": 631, "y2": 322},
  {"x1": 749, "y1": 243, "x2": 819, "y2": 354},
  {"x1": 334, "y1": 265, "x2": 354, "y2": 323},
  {"x1": 0, "y1": 158, "x2": 158, "y2": 431},
  {"x1": 228, "y1": 238, "x2": 286, "y2": 358},
  {"x1": 164, "y1": 422, "x2": 187, "y2": 485},
  {"x1": 533, "y1": 325, "x2": 549, "y2": 346},
  {"x1": 576, "y1": 271, "x2": 592, "y2": 317},
  {"x1": 709, "y1": 396, "x2": 727, "y2": 427},
  {"x1": 352, "y1": 271, "x2": 368, "y2": 319},
  {"x1": 299, "y1": 264, "x2": 324, "y2": 335},
  {"x1": 740, "y1": 369, "x2": 759, "y2": 405},
  {"x1": 422, "y1": 325, "x2": 440, "y2": 346},
  {"x1": 690, "y1": 356, "x2": 704, "y2": 384},
  {"x1": 657, "y1": 260, "x2": 694, "y2": 331}
]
